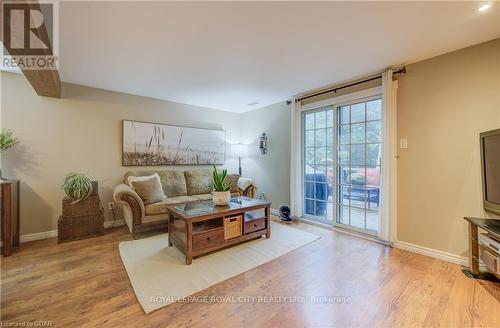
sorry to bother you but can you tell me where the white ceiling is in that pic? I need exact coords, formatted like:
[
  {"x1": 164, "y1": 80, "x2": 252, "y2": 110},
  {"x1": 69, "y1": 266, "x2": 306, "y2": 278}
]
[{"x1": 56, "y1": 1, "x2": 499, "y2": 113}]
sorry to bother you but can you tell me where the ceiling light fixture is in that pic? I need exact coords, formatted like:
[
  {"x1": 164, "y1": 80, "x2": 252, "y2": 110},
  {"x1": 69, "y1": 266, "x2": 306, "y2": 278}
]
[
  {"x1": 478, "y1": 3, "x2": 492, "y2": 12},
  {"x1": 247, "y1": 102, "x2": 259, "y2": 106}
]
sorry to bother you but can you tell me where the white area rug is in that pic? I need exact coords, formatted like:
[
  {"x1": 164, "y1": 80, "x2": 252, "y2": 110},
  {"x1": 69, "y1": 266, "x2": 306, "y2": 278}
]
[{"x1": 119, "y1": 222, "x2": 320, "y2": 314}]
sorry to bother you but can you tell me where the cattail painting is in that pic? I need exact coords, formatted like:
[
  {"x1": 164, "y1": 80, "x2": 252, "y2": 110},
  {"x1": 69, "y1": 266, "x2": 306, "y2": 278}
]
[{"x1": 123, "y1": 120, "x2": 225, "y2": 166}]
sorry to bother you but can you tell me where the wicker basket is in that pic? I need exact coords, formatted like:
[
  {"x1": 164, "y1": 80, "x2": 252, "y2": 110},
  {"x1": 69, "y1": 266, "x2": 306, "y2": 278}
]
[{"x1": 224, "y1": 215, "x2": 242, "y2": 240}]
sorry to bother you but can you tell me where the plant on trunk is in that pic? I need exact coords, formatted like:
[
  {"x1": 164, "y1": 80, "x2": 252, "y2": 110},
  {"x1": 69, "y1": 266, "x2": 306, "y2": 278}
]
[
  {"x1": 0, "y1": 129, "x2": 17, "y2": 152},
  {"x1": 212, "y1": 165, "x2": 230, "y2": 192},
  {"x1": 62, "y1": 173, "x2": 94, "y2": 202},
  {"x1": 0, "y1": 129, "x2": 18, "y2": 180}
]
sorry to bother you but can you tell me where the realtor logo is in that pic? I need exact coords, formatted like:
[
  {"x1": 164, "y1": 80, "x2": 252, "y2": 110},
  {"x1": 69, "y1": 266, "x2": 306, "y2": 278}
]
[{"x1": 1, "y1": 1, "x2": 58, "y2": 70}]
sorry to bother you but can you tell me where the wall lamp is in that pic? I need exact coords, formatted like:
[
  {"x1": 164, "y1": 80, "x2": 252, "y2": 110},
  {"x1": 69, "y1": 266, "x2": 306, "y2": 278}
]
[{"x1": 259, "y1": 133, "x2": 268, "y2": 155}]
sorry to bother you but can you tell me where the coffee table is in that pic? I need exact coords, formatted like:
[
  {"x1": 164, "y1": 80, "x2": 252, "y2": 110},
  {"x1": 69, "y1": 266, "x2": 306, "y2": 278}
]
[{"x1": 166, "y1": 197, "x2": 272, "y2": 264}]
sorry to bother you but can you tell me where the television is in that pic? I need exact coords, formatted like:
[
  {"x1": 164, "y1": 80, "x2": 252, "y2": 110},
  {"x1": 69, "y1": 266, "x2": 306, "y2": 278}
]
[{"x1": 480, "y1": 128, "x2": 500, "y2": 215}]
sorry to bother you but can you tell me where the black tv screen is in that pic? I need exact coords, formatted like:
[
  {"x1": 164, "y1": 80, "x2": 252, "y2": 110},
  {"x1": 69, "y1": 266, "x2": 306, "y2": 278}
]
[{"x1": 481, "y1": 130, "x2": 500, "y2": 214}]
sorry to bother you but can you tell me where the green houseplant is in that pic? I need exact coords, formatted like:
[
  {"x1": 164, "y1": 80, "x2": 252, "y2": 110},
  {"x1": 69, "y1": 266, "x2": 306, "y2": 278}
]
[
  {"x1": 0, "y1": 129, "x2": 17, "y2": 152},
  {"x1": 0, "y1": 129, "x2": 18, "y2": 180},
  {"x1": 62, "y1": 173, "x2": 95, "y2": 203},
  {"x1": 212, "y1": 165, "x2": 231, "y2": 206}
]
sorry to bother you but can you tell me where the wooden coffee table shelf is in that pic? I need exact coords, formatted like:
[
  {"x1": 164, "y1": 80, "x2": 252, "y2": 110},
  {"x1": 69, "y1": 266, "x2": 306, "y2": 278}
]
[{"x1": 166, "y1": 197, "x2": 271, "y2": 264}]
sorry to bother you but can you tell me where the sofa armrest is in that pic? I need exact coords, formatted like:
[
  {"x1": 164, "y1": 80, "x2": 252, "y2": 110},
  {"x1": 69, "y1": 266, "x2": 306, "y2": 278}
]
[
  {"x1": 242, "y1": 185, "x2": 256, "y2": 198},
  {"x1": 238, "y1": 178, "x2": 257, "y2": 198},
  {"x1": 113, "y1": 184, "x2": 145, "y2": 226}
]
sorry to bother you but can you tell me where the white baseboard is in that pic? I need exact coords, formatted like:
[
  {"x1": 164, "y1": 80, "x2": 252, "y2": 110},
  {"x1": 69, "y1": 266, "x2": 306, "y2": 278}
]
[
  {"x1": 6, "y1": 220, "x2": 125, "y2": 244},
  {"x1": 393, "y1": 240, "x2": 469, "y2": 266},
  {"x1": 296, "y1": 218, "x2": 470, "y2": 267},
  {"x1": 20, "y1": 230, "x2": 58, "y2": 243}
]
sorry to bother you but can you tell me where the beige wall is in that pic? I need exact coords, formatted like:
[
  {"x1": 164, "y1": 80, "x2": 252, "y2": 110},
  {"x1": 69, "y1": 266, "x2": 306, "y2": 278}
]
[
  {"x1": 1, "y1": 73, "x2": 240, "y2": 235},
  {"x1": 397, "y1": 38, "x2": 500, "y2": 257},
  {"x1": 240, "y1": 102, "x2": 292, "y2": 209}
]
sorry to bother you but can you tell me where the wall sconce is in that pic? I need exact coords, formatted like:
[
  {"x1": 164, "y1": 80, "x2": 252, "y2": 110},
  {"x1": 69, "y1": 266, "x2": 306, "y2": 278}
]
[{"x1": 259, "y1": 133, "x2": 268, "y2": 155}]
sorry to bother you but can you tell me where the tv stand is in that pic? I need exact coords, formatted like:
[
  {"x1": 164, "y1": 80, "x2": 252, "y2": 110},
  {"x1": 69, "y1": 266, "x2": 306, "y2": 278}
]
[{"x1": 463, "y1": 217, "x2": 500, "y2": 283}]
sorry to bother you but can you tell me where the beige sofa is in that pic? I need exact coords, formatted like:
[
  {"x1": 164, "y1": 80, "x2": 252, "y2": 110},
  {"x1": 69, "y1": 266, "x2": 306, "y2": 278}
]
[{"x1": 113, "y1": 169, "x2": 256, "y2": 239}]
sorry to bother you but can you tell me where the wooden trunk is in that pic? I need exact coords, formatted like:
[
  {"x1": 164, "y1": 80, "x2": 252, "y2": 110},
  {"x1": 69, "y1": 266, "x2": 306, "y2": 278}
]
[
  {"x1": 58, "y1": 193, "x2": 104, "y2": 243},
  {"x1": 62, "y1": 195, "x2": 99, "y2": 217}
]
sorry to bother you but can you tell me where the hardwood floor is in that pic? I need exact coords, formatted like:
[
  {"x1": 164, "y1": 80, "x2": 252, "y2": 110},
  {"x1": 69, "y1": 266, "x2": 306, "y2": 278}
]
[{"x1": 1, "y1": 219, "x2": 499, "y2": 327}]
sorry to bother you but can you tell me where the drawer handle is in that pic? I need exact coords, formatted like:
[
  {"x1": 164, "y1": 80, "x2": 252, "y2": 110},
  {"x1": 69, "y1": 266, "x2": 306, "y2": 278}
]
[
  {"x1": 229, "y1": 218, "x2": 237, "y2": 222},
  {"x1": 207, "y1": 237, "x2": 211, "y2": 241},
  {"x1": 253, "y1": 224, "x2": 258, "y2": 227}
]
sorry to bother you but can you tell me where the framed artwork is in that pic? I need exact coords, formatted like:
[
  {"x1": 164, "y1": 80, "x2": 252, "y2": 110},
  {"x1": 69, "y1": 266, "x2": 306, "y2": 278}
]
[{"x1": 122, "y1": 120, "x2": 226, "y2": 166}]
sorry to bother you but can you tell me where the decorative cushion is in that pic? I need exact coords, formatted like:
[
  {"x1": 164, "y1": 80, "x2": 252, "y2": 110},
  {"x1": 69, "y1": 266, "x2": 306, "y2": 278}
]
[
  {"x1": 127, "y1": 173, "x2": 162, "y2": 188},
  {"x1": 124, "y1": 170, "x2": 188, "y2": 197},
  {"x1": 131, "y1": 177, "x2": 166, "y2": 205},
  {"x1": 184, "y1": 170, "x2": 213, "y2": 195},
  {"x1": 144, "y1": 196, "x2": 199, "y2": 215},
  {"x1": 225, "y1": 174, "x2": 240, "y2": 193},
  {"x1": 158, "y1": 171, "x2": 188, "y2": 197},
  {"x1": 124, "y1": 170, "x2": 154, "y2": 185}
]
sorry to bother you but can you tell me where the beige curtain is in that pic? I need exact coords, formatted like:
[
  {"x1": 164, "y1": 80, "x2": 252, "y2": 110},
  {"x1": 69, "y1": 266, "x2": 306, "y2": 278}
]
[
  {"x1": 290, "y1": 99, "x2": 303, "y2": 218},
  {"x1": 379, "y1": 69, "x2": 398, "y2": 243}
]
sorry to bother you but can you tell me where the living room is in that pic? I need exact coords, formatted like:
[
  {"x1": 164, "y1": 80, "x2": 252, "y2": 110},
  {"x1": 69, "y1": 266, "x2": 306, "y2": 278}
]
[{"x1": 1, "y1": 1, "x2": 499, "y2": 327}]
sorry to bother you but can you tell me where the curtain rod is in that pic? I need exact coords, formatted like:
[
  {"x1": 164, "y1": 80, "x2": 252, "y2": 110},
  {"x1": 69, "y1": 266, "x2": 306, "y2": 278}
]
[{"x1": 287, "y1": 67, "x2": 406, "y2": 105}]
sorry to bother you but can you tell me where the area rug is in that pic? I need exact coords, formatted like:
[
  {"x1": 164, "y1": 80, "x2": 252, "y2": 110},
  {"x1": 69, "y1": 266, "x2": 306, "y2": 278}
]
[{"x1": 119, "y1": 222, "x2": 320, "y2": 314}]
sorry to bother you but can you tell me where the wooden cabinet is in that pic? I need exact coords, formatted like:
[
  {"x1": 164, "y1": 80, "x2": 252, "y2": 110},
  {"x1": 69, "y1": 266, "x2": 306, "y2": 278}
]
[{"x1": 1, "y1": 180, "x2": 20, "y2": 257}]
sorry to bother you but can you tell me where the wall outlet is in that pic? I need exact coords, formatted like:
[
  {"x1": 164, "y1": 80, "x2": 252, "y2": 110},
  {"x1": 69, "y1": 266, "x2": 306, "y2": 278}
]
[
  {"x1": 108, "y1": 202, "x2": 115, "y2": 210},
  {"x1": 400, "y1": 139, "x2": 408, "y2": 149}
]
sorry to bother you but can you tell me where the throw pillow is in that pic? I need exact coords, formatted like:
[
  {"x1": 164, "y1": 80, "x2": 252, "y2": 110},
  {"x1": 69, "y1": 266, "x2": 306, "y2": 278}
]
[
  {"x1": 225, "y1": 174, "x2": 240, "y2": 193},
  {"x1": 127, "y1": 173, "x2": 162, "y2": 188},
  {"x1": 131, "y1": 177, "x2": 166, "y2": 205}
]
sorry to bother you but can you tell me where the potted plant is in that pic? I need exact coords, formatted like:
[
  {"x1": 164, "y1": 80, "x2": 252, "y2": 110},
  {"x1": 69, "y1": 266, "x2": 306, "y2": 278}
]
[
  {"x1": 0, "y1": 129, "x2": 18, "y2": 180},
  {"x1": 59, "y1": 173, "x2": 103, "y2": 243},
  {"x1": 212, "y1": 165, "x2": 231, "y2": 206},
  {"x1": 62, "y1": 173, "x2": 96, "y2": 203}
]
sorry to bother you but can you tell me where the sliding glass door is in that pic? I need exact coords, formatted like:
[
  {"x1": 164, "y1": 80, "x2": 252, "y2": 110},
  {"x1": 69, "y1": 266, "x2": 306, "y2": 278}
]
[
  {"x1": 336, "y1": 98, "x2": 382, "y2": 235},
  {"x1": 302, "y1": 97, "x2": 382, "y2": 235},
  {"x1": 303, "y1": 107, "x2": 335, "y2": 225}
]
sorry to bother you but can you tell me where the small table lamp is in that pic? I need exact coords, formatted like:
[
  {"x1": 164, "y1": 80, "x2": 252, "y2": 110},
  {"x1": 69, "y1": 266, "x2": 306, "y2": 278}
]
[{"x1": 231, "y1": 143, "x2": 249, "y2": 176}]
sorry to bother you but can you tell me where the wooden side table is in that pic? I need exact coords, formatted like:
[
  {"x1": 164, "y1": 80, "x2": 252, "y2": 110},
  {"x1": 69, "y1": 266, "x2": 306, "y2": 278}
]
[{"x1": 1, "y1": 180, "x2": 20, "y2": 257}]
